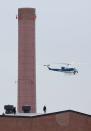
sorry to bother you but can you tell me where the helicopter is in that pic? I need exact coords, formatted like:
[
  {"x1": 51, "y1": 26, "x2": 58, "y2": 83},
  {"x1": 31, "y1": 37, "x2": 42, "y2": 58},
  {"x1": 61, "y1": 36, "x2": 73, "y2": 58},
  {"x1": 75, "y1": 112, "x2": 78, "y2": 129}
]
[{"x1": 44, "y1": 63, "x2": 78, "y2": 75}]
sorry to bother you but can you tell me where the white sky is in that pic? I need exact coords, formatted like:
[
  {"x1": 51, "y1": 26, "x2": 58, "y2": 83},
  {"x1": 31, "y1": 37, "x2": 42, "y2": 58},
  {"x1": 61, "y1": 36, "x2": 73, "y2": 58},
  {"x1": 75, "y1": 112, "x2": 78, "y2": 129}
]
[{"x1": 0, "y1": 0, "x2": 91, "y2": 114}]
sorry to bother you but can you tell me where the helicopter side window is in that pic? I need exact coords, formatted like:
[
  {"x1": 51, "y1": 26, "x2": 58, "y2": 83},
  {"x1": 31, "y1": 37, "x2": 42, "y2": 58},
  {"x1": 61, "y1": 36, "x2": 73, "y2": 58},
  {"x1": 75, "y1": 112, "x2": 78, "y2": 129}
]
[{"x1": 61, "y1": 67, "x2": 65, "y2": 70}]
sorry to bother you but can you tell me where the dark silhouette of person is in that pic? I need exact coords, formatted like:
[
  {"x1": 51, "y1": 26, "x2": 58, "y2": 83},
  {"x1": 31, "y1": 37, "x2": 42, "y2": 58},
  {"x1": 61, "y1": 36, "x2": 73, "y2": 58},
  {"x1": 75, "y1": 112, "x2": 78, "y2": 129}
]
[
  {"x1": 43, "y1": 106, "x2": 46, "y2": 113},
  {"x1": 13, "y1": 107, "x2": 16, "y2": 115}
]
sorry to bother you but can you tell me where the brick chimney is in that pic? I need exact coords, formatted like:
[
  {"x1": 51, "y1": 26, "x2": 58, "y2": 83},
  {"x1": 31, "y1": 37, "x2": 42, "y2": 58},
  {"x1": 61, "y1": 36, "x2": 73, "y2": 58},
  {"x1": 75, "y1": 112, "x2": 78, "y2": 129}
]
[{"x1": 18, "y1": 8, "x2": 36, "y2": 113}]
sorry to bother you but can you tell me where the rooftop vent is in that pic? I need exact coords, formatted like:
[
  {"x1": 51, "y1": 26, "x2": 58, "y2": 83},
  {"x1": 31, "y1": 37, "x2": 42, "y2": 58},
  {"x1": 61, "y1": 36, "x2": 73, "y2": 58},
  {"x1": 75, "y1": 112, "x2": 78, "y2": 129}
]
[
  {"x1": 22, "y1": 105, "x2": 31, "y2": 113},
  {"x1": 4, "y1": 105, "x2": 16, "y2": 114}
]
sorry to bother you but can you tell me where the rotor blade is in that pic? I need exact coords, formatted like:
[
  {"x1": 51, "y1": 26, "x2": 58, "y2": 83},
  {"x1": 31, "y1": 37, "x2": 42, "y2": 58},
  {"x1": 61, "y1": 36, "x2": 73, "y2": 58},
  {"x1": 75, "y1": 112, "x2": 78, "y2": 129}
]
[
  {"x1": 44, "y1": 64, "x2": 50, "y2": 66},
  {"x1": 53, "y1": 63, "x2": 71, "y2": 66}
]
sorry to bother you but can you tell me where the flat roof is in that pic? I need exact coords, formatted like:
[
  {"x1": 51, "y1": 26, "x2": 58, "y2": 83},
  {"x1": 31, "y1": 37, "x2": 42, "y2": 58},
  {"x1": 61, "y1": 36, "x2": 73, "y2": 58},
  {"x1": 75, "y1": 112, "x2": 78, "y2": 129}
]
[{"x1": 4, "y1": 112, "x2": 42, "y2": 117}]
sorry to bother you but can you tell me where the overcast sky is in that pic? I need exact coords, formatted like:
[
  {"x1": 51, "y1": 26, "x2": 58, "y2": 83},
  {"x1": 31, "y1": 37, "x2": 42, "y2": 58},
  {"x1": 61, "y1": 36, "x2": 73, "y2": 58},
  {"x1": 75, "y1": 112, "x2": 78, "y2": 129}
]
[{"x1": 0, "y1": 0, "x2": 91, "y2": 114}]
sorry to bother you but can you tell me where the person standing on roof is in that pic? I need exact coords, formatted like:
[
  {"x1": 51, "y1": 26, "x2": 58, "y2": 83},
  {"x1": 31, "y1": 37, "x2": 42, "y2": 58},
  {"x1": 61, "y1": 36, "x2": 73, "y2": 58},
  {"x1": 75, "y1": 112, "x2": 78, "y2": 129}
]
[{"x1": 43, "y1": 105, "x2": 46, "y2": 113}]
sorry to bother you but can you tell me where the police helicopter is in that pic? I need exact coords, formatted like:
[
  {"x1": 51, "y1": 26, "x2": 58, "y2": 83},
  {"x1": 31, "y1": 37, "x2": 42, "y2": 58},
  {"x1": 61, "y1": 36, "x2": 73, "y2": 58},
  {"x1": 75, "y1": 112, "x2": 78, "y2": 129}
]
[{"x1": 44, "y1": 63, "x2": 78, "y2": 75}]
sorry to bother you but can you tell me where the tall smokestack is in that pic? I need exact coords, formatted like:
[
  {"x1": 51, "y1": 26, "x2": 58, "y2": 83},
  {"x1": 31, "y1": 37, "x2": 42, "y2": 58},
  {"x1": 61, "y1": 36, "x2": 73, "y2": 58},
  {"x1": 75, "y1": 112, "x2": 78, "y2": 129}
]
[{"x1": 18, "y1": 8, "x2": 36, "y2": 113}]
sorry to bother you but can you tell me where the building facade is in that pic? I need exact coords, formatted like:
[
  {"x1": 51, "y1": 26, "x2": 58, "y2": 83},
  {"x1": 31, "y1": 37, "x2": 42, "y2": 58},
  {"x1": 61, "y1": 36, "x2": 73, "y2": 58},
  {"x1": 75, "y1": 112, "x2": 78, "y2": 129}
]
[{"x1": 0, "y1": 110, "x2": 91, "y2": 131}]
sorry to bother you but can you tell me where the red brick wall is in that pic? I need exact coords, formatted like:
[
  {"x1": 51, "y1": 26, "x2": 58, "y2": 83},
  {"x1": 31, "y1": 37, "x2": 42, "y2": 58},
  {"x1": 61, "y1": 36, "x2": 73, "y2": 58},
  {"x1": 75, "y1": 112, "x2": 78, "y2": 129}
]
[
  {"x1": 69, "y1": 112, "x2": 91, "y2": 131},
  {"x1": 0, "y1": 112, "x2": 70, "y2": 131},
  {"x1": 0, "y1": 111, "x2": 91, "y2": 131},
  {"x1": 18, "y1": 8, "x2": 36, "y2": 113}
]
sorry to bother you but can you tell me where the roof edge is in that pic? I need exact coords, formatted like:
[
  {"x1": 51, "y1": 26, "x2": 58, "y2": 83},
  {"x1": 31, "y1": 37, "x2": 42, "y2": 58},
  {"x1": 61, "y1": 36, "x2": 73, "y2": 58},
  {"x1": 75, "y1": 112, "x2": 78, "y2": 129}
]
[{"x1": 0, "y1": 110, "x2": 91, "y2": 119}]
